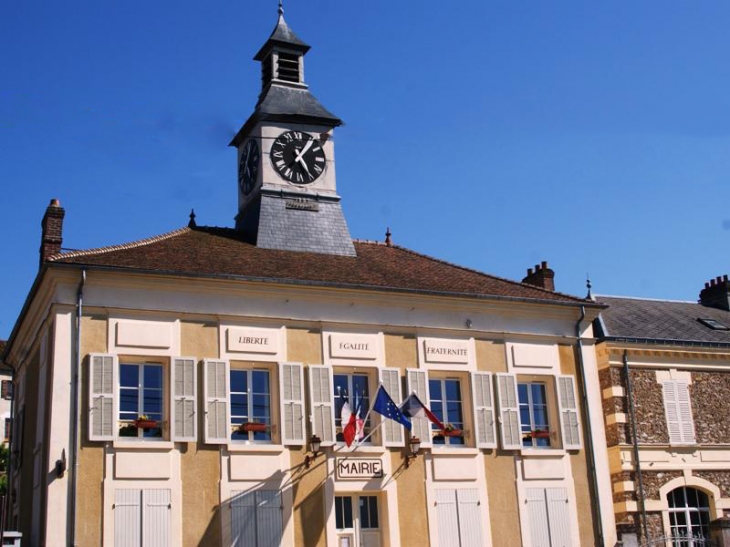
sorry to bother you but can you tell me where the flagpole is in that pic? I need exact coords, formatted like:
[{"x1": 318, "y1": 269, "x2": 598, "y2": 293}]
[{"x1": 353, "y1": 420, "x2": 385, "y2": 448}]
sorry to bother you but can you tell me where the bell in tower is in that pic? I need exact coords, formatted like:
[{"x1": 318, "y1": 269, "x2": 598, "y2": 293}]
[{"x1": 230, "y1": 4, "x2": 356, "y2": 257}]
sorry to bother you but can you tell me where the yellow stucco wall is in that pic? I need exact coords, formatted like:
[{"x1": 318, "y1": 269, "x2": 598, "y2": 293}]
[
  {"x1": 476, "y1": 338, "x2": 507, "y2": 372},
  {"x1": 485, "y1": 451, "x2": 521, "y2": 546},
  {"x1": 394, "y1": 451, "x2": 430, "y2": 546},
  {"x1": 383, "y1": 332, "x2": 417, "y2": 372},
  {"x1": 76, "y1": 315, "x2": 108, "y2": 547}
]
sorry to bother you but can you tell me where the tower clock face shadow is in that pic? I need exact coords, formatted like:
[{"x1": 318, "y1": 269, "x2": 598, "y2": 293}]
[{"x1": 270, "y1": 130, "x2": 327, "y2": 185}]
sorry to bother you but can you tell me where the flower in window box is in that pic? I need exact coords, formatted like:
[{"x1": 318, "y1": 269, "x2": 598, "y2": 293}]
[
  {"x1": 530, "y1": 429, "x2": 550, "y2": 439},
  {"x1": 439, "y1": 423, "x2": 463, "y2": 438},
  {"x1": 134, "y1": 415, "x2": 158, "y2": 430},
  {"x1": 238, "y1": 422, "x2": 268, "y2": 433}
]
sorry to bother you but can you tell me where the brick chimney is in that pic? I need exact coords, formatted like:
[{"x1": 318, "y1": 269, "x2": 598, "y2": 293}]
[
  {"x1": 522, "y1": 261, "x2": 555, "y2": 292},
  {"x1": 39, "y1": 198, "x2": 65, "y2": 268},
  {"x1": 699, "y1": 275, "x2": 730, "y2": 311}
]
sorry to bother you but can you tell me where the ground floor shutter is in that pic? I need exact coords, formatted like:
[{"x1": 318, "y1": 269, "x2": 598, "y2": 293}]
[
  {"x1": 436, "y1": 489, "x2": 484, "y2": 547},
  {"x1": 231, "y1": 490, "x2": 283, "y2": 547},
  {"x1": 525, "y1": 487, "x2": 572, "y2": 547},
  {"x1": 436, "y1": 489, "x2": 460, "y2": 547},
  {"x1": 115, "y1": 490, "x2": 141, "y2": 547}
]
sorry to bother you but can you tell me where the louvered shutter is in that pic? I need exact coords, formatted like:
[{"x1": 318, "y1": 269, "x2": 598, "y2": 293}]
[
  {"x1": 456, "y1": 489, "x2": 484, "y2": 547},
  {"x1": 231, "y1": 491, "x2": 256, "y2": 546},
  {"x1": 203, "y1": 359, "x2": 230, "y2": 444},
  {"x1": 379, "y1": 368, "x2": 405, "y2": 447},
  {"x1": 114, "y1": 489, "x2": 141, "y2": 547},
  {"x1": 663, "y1": 381, "x2": 682, "y2": 444},
  {"x1": 308, "y1": 365, "x2": 335, "y2": 445},
  {"x1": 89, "y1": 354, "x2": 117, "y2": 441},
  {"x1": 496, "y1": 373, "x2": 522, "y2": 450},
  {"x1": 676, "y1": 380, "x2": 696, "y2": 444},
  {"x1": 470, "y1": 372, "x2": 496, "y2": 449},
  {"x1": 143, "y1": 489, "x2": 171, "y2": 547},
  {"x1": 557, "y1": 375, "x2": 581, "y2": 450},
  {"x1": 256, "y1": 490, "x2": 283, "y2": 546},
  {"x1": 406, "y1": 368, "x2": 432, "y2": 448},
  {"x1": 526, "y1": 488, "x2": 550, "y2": 547},
  {"x1": 546, "y1": 487, "x2": 572, "y2": 547},
  {"x1": 436, "y1": 489, "x2": 460, "y2": 547},
  {"x1": 279, "y1": 362, "x2": 305, "y2": 445},
  {"x1": 171, "y1": 357, "x2": 197, "y2": 442}
]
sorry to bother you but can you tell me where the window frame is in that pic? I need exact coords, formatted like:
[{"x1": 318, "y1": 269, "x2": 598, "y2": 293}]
[
  {"x1": 118, "y1": 360, "x2": 167, "y2": 441},
  {"x1": 229, "y1": 362, "x2": 278, "y2": 445},
  {"x1": 519, "y1": 381, "x2": 552, "y2": 448},
  {"x1": 429, "y1": 376, "x2": 466, "y2": 447},
  {"x1": 333, "y1": 368, "x2": 377, "y2": 446}
]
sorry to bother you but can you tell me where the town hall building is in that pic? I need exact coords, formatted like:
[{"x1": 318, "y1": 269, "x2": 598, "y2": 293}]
[{"x1": 1, "y1": 8, "x2": 616, "y2": 547}]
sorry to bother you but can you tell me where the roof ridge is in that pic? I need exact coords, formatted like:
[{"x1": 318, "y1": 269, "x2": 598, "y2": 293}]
[
  {"x1": 595, "y1": 294, "x2": 697, "y2": 304},
  {"x1": 47, "y1": 227, "x2": 191, "y2": 261},
  {"x1": 355, "y1": 241, "x2": 588, "y2": 303}
]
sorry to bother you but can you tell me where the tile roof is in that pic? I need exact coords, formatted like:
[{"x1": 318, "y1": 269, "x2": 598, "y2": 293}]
[
  {"x1": 48, "y1": 226, "x2": 591, "y2": 305},
  {"x1": 595, "y1": 295, "x2": 730, "y2": 344}
]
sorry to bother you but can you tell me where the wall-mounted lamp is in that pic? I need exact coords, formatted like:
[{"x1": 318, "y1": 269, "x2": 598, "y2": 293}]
[
  {"x1": 465, "y1": 319, "x2": 473, "y2": 329},
  {"x1": 405, "y1": 436, "x2": 421, "y2": 468},
  {"x1": 305, "y1": 435, "x2": 322, "y2": 468},
  {"x1": 55, "y1": 448, "x2": 67, "y2": 478}
]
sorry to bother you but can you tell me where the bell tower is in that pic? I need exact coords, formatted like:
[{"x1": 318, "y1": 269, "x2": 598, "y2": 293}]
[{"x1": 230, "y1": 5, "x2": 356, "y2": 257}]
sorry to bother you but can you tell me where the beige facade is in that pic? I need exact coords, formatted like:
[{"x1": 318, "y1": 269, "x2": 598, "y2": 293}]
[{"x1": 2, "y1": 267, "x2": 616, "y2": 546}]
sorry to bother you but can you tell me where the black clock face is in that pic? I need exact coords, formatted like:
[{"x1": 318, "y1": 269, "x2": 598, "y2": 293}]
[
  {"x1": 238, "y1": 138, "x2": 260, "y2": 195},
  {"x1": 270, "y1": 130, "x2": 326, "y2": 184}
]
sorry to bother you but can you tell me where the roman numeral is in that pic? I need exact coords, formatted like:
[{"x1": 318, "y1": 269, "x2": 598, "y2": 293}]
[
  {"x1": 293, "y1": 132, "x2": 303, "y2": 140},
  {"x1": 283, "y1": 133, "x2": 294, "y2": 142},
  {"x1": 285, "y1": 168, "x2": 293, "y2": 179},
  {"x1": 314, "y1": 164, "x2": 323, "y2": 174},
  {"x1": 315, "y1": 157, "x2": 325, "y2": 163},
  {"x1": 295, "y1": 172, "x2": 304, "y2": 183},
  {"x1": 272, "y1": 150, "x2": 284, "y2": 158}
]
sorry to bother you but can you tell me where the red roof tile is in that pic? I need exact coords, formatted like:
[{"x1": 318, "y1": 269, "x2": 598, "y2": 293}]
[{"x1": 49, "y1": 226, "x2": 590, "y2": 305}]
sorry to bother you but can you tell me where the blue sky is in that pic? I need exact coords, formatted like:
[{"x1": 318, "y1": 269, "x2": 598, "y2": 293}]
[{"x1": 2, "y1": 1, "x2": 730, "y2": 339}]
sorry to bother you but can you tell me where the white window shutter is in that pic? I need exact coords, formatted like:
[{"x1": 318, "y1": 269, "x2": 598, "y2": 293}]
[
  {"x1": 142, "y1": 489, "x2": 171, "y2": 546},
  {"x1": 456, "y1": 489, "x2": 484, "y2": 547},
  {"x1": 171, "y1": 357, "x2": 197, "y2": 442},
  {"x1": 557, "y1": 375, "x2": 582, "y2": 450},
  {"x1": 279, "y1": 362, "x2": 305, "y2": 445},
  {"x1": 470, "y1": 372, "x2": 496, "y2": 449},
  {"x1": 663, "y1": 380, "x2": 682, "y2": 444},
  {"x1": 526, "y1": 488, "x2": 551, "y2": 547},
  {"x1": 114, "y1": 490, "x2": 141, "y2": 546},
  {"x1": 308, "y1": 365, "x2": 335, "y2": 445},
  {"x1": 406, "y1": 368, "x2": 432, "y2": 448},
  {"x1": 89, "y1": 353, "x2": 117, "y2": 441},
  {"x1": 495, "y1": 373, "x2": 522, "y2": 450},
  {"x1": 203, "y1": 359, "x2": 229, "y2": 444},
  {"x1": 546, "y1": 487, "x2": 572, "y2": 547},
  {"x1": 379, "y1": 368, "x2": 405, "y2": 447},
  {"x1": 435, "y1": 489, "x2": 460, "y2": 547},
  {"x1": 676, "y1": 381, "x2": 695, "y2": 444}
]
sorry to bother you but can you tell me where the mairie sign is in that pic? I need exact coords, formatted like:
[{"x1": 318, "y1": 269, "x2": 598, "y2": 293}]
[{"x1": 335, "y1": 458, "x2": 383, "y2": 480}]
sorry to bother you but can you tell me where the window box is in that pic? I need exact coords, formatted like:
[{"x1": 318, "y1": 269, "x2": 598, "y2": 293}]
[
  {"x1": 238, "y1": 422, "x2": 268, "y2": 434},
  {"x1": 440, "y1": 426, "x2": 464, "y2": 438},
  {"x1": 530, "y1": 430, "x2": 550, "y2": 439},
  {"x1": 134, "y1": 418, "x2": 159, "y2": 431}
]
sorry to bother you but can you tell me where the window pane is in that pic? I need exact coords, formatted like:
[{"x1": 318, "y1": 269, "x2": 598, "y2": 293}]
[
  {"x1": 144, "y1": 365, "x2": 163, "y2": 389},
  {"x1": 445, "y1": 379, "x2": 461, "y2": 401},
  {"x1": 119, "y1": 389, "x2": 138, "y2": 413},
  {"x1": 252, "y1": 370, "x2": 269, "y2": 393},
  {"x1": 359, "y1": 496, "x2": 370, "y2": 529},
  {"x1": 230, "y1": 370, "x2": 247, "y2": 393},
  {"x1": 343, "y1": 497, "x2": 353, "y2": 529},
  {"x1": 530, "y1": 384, "x2": 546, "y2": 405},
  {"x1": 368, "y1": 496, "x2": 379, "y2": 529},
  {"x1": 429, "y1": 379, "x2": 442, "y2": 400},
  {"x1": 518, "y1": 383, "x2": 528, "y2": 403},
  {"x1": 120, "y1": 364, "x2": 138, "y2": 388}
]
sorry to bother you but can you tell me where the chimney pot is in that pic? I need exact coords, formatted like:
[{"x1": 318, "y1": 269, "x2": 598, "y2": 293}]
[
  {"x1": 39, "y1": 198, "x2": 65, "y2": 269},
  {"x1": 700, "y1": 274, "x2": 730, "y2": 311},
  {"x1": 522, "y1": 260, "x2": 555, "y2": 292},
  {"x1": 527, "y1": 268, "x2": 533, "y2": 276},
  {"x1": 541, "y1": 261, "x2": 548, "y2": 269}
]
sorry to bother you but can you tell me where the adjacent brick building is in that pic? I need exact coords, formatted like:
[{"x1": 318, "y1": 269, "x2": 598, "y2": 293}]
[{"x1": 595, "y1": 279, "x2": 730, "y2": 544}]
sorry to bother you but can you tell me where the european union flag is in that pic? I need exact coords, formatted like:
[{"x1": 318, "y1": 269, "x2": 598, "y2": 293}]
[{"x1": 372, "y1": 385, "x2": 412, "y2": 431}]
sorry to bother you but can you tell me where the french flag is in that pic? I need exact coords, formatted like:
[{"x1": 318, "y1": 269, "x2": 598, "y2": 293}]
[
  {"x1": 399, "y1": 393, "x2": 444, "y2": 430},
  {"x1": 340, "y1": 401, "x2": 358, "y2": 447}
]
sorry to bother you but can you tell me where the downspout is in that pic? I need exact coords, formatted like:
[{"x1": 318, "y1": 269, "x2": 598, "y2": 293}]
[
  {"x1": 69, "y1": 269, "x2": 85, "y2": 547},
  {"x1": 623, "y1": 349, "x2": 649, "y2": 542},
  {"x1": 575, "y1": 305, "x2": 605, "y2": 546}
]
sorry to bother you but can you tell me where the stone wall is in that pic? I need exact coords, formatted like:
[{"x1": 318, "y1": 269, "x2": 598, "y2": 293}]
[{"x1": 692, "y1": 372, "x2": 730, "y2": 444}]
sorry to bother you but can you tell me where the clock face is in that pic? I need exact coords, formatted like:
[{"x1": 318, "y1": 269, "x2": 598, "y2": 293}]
[
  {"x1": 238, "y1": 138, "x2": 260, "y2": 195},
  {"x1": 270, "y1": 130, "x2": 326, "y2": 184}
]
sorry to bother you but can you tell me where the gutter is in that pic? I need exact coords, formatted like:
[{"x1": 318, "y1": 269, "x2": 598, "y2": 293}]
[
  {"x1": 68, "y1": 269, "x2": 85, "y2": 547},
  {"x1": 624, "y1": 350, "x2": 649, "y2": 542},
  {"x1": 0, "y1": 362, "x2": 16, "y2": 543},
  {"x1": 575, "y1": 305, "x2": 605, "y2": 546}
]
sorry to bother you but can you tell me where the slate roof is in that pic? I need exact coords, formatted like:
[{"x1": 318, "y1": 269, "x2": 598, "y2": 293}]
[
  {"x1": 47, "y1": 226, "x2": 592, "y2": 306},
  {"x1": 595, "y1": 295, "x2": 730, "y2": 345}
]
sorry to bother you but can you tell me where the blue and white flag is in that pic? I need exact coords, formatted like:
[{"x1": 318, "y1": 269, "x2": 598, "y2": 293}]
[{"x1": 372, "y1": 385, "x2": 412, "y2": 431}]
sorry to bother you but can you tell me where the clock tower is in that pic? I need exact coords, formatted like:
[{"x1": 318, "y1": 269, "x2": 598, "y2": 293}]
[{"x1": 230, "y1": 6, "x2": 356, "y2": 257}]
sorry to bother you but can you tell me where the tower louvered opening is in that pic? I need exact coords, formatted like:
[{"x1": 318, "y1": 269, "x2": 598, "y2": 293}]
[
  {"x1": 276, "y1": 52, "x2": 300, "y2": 83},
  {"x1": 261, "y1": 55, "x2": 274, "y2": 87}
]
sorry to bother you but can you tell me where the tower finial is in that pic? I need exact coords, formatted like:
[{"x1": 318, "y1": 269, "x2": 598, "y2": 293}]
[
  {"x1": 385, "y1": 227, "x2": 392, "y2": 247},
  {"x1": 586, "y1": 275, "x2": 594, "y2": 301},
  {"x1": 278, "y1": 0, "x2": 284, "y2": 16},
  {"x1": 188, "y1": 209, "x2": 197, "y2": 228}
]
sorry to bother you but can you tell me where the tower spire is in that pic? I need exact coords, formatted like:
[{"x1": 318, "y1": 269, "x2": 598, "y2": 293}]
[{"x1": 278, "y1": 0, "x2": 283, "y2": 16}]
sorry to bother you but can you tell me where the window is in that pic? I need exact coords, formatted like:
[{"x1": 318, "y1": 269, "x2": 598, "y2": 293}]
[
  {"x1": 231, "y1": 490, "x2": 282, "y2": 546},
  {"x1": 334, "y1": 373, "x2": 371, "y2": 444},
  {"x1": 429, "y1": 378, "x2": 465, "y2": 446},
  {"x1": 496, "y1": 373, "x2": 581, "y2": 451},
  {"x1": 3, "y1": 418, "x2": 9, "y2": 442},
  {"x1": 662, "y1": 380, "x2": 695, "y2": 445},
  {"x1": 667, "y1": 487, "x2": 710, "y2": 544},
  {"x1": 1, "y1": 380, "x2": 12, "y2": 400},
  {"x1": 89, "y1": 354, "x2": 198, "y2": 443},
  {"x1": 697, "y1": 318, "x2": 729, "y2": 331},
  {"x1": 230, "y1": 368, "x2": 272, "y2": 443},
  {"x1": 119, "y1": 363, "x2": 164, "y2": 439},
  {"x1": 335, "y1": 495, "x2": 380, "y2": 547},
  {"x1": 114, "y1": 489, "x2": 171, "y2": 547},
  {"x1": 519, "y1": 382, "x2": 551, "y2": 448},
  {"x1": 436, "y1": 489, "x2": 484, "y2": 546}
]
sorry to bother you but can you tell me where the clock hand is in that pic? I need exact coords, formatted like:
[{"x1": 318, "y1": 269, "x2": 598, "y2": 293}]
[
  {"x1": 293, "y1": 138, "x2": 314, "y2": 163},
  {"x1": 296, "y1": 154, "x2": 313, "y2": 178}
]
